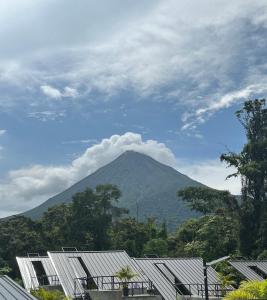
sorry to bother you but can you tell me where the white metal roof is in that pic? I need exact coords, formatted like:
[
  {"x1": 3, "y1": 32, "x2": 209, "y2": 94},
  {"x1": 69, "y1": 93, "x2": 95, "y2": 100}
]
[
  {"x1": 0, "y1": 275, "x2": 36, "y2": 300},
  {"x1": 229, "y1": 260, "x2": 267, "y2": 281},
  {"x1": 134, "y1": 258, "x2": 219, "y2": 300},
  {"x1": 48, "y1": 250, "x2": 147, "y2": 299},
  {"x1": 134, "y1": 258, "x2": 177, "y2": 300},
  {"x1": 16, "y1": 256, "x2": 58, "y2": 291}
]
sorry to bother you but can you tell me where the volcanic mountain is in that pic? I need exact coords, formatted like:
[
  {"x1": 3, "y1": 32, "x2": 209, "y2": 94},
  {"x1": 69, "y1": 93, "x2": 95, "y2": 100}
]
[{"x1": 22, "y1": 151, "x2": 203, "y2": 229}]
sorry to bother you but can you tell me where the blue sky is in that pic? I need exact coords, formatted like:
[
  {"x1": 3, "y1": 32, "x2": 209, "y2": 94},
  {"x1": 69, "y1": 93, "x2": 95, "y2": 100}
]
[{"x1": 0, "y1": 0, "x2": 267, "y2": 216}]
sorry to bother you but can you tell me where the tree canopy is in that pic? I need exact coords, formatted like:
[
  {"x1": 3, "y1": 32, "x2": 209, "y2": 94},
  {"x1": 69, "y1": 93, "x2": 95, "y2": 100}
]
[
  {"x1": 179, "y1": 99, "x2": 267, "y2": 259},
  {"x1": 221, "y1": 99, "x2": 267, "y2": 257}
]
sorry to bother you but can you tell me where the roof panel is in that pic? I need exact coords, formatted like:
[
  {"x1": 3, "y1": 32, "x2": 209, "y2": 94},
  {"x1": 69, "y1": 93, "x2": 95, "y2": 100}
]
[
  {"x1": 48, "y1": 250, "x2": 147, "y2": 299},
  {"x1": 0, "y1": 275, "x2": 36, "y2": 300},
  {"x1": 16, "y1": 256, "x2": 58, "y2": 291},
  {"x1": 229, "y1": 260, "x2": 267, "y2": 281},
  {"x1": 134, "y1": 258, "x2": 219, "y2": 299}
]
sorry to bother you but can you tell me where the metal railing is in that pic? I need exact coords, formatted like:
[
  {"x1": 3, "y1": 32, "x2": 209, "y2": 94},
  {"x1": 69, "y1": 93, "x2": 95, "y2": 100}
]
[
  {"x1": 73, "y1": 275, "x2": 155, "y2": 299},
  {"x1": 175, "y1": 283, "x2": 233, "y2": 298},
  {"x1": 30, "y1": 274, "x2": 60, "y2": 289}
]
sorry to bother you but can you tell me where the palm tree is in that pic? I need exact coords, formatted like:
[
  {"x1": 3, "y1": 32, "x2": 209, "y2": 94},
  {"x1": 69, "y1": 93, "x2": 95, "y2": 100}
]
[{"x1": 115, "y1": 266, "x2": 138, "y2": 296}]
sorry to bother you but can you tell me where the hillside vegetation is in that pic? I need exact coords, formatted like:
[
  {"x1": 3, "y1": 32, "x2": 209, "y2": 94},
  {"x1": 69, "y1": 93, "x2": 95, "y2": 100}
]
[{"x1": 22, "y1": 151, "x2": 203, "y2": 229}]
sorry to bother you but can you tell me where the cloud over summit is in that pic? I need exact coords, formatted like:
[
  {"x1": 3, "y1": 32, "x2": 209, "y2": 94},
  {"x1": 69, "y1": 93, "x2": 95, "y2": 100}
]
[
  {"x1": 0, "y1": 133, "x2": 176, "y2": 216},
  {"x1": 0, "y1": 132, "x2": 240, "y2": 217}
]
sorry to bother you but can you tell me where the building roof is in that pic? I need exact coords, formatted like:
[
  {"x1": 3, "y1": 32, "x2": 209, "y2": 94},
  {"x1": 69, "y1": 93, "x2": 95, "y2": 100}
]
[
  {"x1": 48, "y1": 250, "x2": 147, "y2": 299},
  {"x1": 16, "y1": 255, "x2": 59, "y2": 291},
  {"x1": 229, "y1": 260, "x2": 267, "y2": 281},
  {"x1": 0, "y1": 275, "x2": 36, "y2": 300},
  {"x1": 134, "y1": 257, "x2": 219, "y2": 300}
]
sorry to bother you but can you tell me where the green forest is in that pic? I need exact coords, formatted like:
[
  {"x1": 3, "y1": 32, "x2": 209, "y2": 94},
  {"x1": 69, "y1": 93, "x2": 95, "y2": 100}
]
[{"x1": 0, "y1": 99, "x2": 266, "y2": 281}]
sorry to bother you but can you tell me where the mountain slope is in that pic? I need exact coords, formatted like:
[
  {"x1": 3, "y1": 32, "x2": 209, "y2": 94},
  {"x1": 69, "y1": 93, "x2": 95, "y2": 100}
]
[{"x1": 22, "y1": 151, "x2": 203, "y2": 229}]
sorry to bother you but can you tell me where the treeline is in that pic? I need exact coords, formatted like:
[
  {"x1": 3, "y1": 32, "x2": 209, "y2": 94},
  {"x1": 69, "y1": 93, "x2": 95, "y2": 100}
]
[
  {"x1": 0, "y1": 99, "x2": 266, "y2": 281},
  {"x1": 0, "y1": 183, "x2": 239, "y2": 280}
]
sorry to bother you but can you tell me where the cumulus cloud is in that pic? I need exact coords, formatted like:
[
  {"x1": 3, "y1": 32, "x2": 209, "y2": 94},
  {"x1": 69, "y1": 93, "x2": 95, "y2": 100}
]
[
  {"x1": 0, "y1": 132, "x2": 176, "y2": 216},
  {"x1": 40, "y1": 85, "x2": 78, "y2": 99},
  {"x1": 0, "y1": 132, "x2": 241, "y2": 217}
]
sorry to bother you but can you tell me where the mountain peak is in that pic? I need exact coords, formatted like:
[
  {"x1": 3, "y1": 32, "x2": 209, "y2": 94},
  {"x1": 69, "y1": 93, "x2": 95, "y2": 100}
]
[
  {"x1": 117, "y1": 150, "x2": 151, "y2": 159},
  {"x1": 22, "y1": 150, "x2": 202, "y2": 229}
]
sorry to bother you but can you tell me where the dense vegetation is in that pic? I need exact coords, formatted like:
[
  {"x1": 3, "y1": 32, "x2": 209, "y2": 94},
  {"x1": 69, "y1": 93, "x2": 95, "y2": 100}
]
[
  {"x1": 0, "y1": 184, "x2": 172, "y2": 279},
  {"x1": 23, "y1": 149, "x2": 202, "y2": 230},
  {"x1": 221, "y1": 99, "x2": 267, "y2": 257},
  {"x1": 224, "y1": 280, "x2": 267, "y2": 300},
  {"x1": 178, "y1": 99, "x2": 267, "y2": 259},
  {"x1": 0, "y1": 99, "x2": 266, "y2": 284}
]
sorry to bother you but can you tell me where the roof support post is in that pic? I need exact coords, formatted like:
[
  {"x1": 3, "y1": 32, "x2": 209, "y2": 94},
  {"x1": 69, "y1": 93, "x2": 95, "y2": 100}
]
[{"x1": 203, "y1": 261, "x2": 209, "y2": 300}]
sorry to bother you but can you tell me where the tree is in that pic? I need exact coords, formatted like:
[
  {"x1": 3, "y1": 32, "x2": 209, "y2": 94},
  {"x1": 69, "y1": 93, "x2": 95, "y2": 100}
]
[
  {"x1": 40, "y1": 204, "x2": 72, "y2": 250},
  {"x1": 143, "y1": 239, "x2": 168, "y2": 256},
  {"x1": 115, "y1": 266, "x2": 138, "y2": 296},
  {"x1": 216, "y1": 261, "x2": 243, "y2": 288},
  {"x1": 0, "y1": 266, "x2": 11, "y2": 276},
  {"x1": 115, "y1": 265, "x2": 138, "y2": 283},
  {"x1": 173, "y1": 216, "x2": 238, "y2": 261},
  {"x1": 110, "y1": 217, "x2": 166, "y2": 257},
  {"x1": 177, "y1": 186, "x2": 239, "y2": 260},
  {"x1": 0, "y1": 216, "x2": 44, "y2": 278},
  {"x1": 178, "y1": 187, "x2": 239, "y2": 216},
  {"x1": 221, "y1": 99, "x2": 267, "y2": 257},
  {"x1": 68, "y1": 185, "x2": 124, "y2": 250}
]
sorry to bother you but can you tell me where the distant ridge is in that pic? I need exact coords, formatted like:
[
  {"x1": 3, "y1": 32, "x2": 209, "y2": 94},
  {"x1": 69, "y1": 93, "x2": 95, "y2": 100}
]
[{"x1": 22, "y1": 151, "x2": 203, "y2": 229}]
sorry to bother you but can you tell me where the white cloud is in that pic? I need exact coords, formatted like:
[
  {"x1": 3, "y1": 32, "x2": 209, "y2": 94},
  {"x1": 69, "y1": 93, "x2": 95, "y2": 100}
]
[
  {"x1": 28, "y1": 110, "x2": 66, "y2": 122},
  {"x1": 0, "y1": 132, "x2": 176, "y2": 216},
  {"x1": 0, "y1": 129, "x2": 6, "y2": 136},
  {"x1": 182, "y1": 83, "x2": 267, "y2": 129},
  {"x1": 63, "y1": 87, "x2": 78, "y2": 98},
  {"x1": 61, "y1": 139, "x2": 98, "y2": 145},
  {"x1": 178, "y1": 159, "x2": 241, "y2": 195},
  {"x1": 40, "y1": 85, "x2": 78, "y2": 99},
  {"x1": 40, "y1": 85, "x2": 62, "y2": 99},
  {"x1": 0, "y1": 0, "x2": 267, "y2": 120},
  {"x1": 0, "y1": 132, "x2": 241, "y2": 217}
]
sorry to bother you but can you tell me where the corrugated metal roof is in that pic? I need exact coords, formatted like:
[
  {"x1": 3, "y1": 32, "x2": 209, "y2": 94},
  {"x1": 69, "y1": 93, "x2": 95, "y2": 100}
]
[
  {"x1": 48, "y1": 250, "x2": 147, "y2": 299},
  {"x1": 229, "y1": 260, "x2": 267, "y2": 281},
  {"x1": 134, "y1": 258, "x2": 177, "y2": 300},
  {"x1": 0, "y1": 275, "x2": 36, "y2": 300},
  {"x1": 16, "y1": 256, "x2": 59, "y2": 291},
  {"x1": 134, "y1": 258, "x2": 219, "y2": 300}
]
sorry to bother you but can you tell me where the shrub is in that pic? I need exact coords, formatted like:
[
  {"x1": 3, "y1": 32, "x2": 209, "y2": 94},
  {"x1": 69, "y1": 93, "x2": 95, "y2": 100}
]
[
  {"x1": 224, "y1": 280, "x2": 267, "y2": 300},
  {"x1": 31, "y1": 288, "x2": 68, "y2": 300}
]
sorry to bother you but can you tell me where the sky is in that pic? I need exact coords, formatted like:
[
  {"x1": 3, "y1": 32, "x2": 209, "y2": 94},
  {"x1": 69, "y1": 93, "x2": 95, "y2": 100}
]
[{"x1": 0, "y1": 0, "x2": 267, "y2": 217}]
